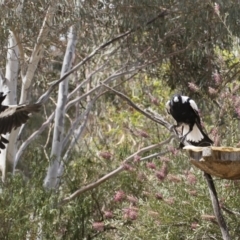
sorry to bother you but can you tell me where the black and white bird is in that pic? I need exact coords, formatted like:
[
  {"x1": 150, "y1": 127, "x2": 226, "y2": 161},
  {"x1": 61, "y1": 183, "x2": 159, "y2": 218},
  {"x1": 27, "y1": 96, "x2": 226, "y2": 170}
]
[
  {"x1": 0, "y1": 88, "x2": 41, "y2": 151},
  {"x1": 166, "y1": 94, "x2": 213, "y2": 148}
]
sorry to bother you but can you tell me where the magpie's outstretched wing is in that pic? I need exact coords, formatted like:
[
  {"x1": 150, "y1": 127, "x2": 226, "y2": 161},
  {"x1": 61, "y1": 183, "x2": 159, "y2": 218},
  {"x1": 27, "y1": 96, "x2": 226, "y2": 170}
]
[{"x1": 0, "y1": 103, "x2": 41, "y2": 135}]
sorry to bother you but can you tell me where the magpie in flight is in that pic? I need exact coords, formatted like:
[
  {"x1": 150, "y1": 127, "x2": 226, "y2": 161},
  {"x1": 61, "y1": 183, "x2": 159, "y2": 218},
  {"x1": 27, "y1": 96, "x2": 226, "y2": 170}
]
[
  {"x1": 0, "y1": 88, "x2": 41, "y2": 151},
  {"x1": 166, "y1": 94, "x2": 213, "y2": 148}
]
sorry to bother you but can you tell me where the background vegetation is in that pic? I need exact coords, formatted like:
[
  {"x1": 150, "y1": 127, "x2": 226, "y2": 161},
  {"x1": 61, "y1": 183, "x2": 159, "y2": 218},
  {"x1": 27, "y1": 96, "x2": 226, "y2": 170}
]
[{"x1": 0, "y1": 0, "x2": 240, "y2": 239}]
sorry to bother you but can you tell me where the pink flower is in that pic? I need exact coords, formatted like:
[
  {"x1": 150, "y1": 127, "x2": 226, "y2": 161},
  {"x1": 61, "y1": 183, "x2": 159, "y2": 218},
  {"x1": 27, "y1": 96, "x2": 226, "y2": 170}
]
[
  {"x1": 155, "y1": 163, "x2": 168, "y2": 181},
  {"x1": 126, "y1": 195, "x2": 138, "y2": 204},
  {"x1": 236, "y1": 107, "x2": 240, "y2": 118},
  {"x1": 160, "y1": 156, "x2": 170, "y2": 162},
  {"x1": 191, "y1": 222, "x2": 199, "y2": 230},
  {"x1": 155, "y1": 193, "x2": 163, "y2": 200},
  {"x1": 148, "y1": 211, "x2": 159, "y2": 218},
  {"x1": 104, "y1": 211, "x2": 113, "y2": 219},
  {"x1": 138, "y1": 130, "x2": 149, "y2": 138},
  {"x1": 151, "y1": 97, "x2": 159, "y2": 106},
  {"x1": 201, "y1": 214, "x2": 216, "y2": 222},
  {"x1": 208, "y1": 87, "x2": 217, "y2": 95},
  {"x1": 188, "y1": 190, "x2": 197, "y2": 196},
  {"x1": 92, "y1": 222, "x2": 104, "y2": 232},
  {"x1": 188, "y1": 82, "x2": 199, "y2": 92},
  {"x1": 167, "y1": 146, "x2": 178, "y2": 155},
  {"x1": 164, "y1": 197, "x2": 175, "y2": 205},
  {"x1": 123, "y1": 208, "x2": 138, "y2": 220},
  {"x1": 210, "y1": 127, "x2": 218, "y2": 137},
  {"x1": 134, "y1": 155, "x2": 141, "y2": 163},
  {"x1": 142, "y1": 191, "x2": 150, "y2": 197},
  {"x1": 214, "y1": 3, "x2": 220, "y2": 15},
  {"x1": 137, "y1": 172, "x2": 147, "y2": 182},
  {"x1": 213, "y1": 71, "x2": 221, "y2": 85},
  {"x1": 160, "y1": 162, "x2": 168, "y2": 176},
  {"x1": 114, "y1": 190, "x2": 125, "y2": 202},
  {"x1": 122, "y1": 163, "x2": 134, "y2": 171},
  {"x1": 155, "y1": 170, "x2": 165, "y2": 181},
  {"x1": 186, "y1": 173, "x2": 197, "y2": 185},
  {"x1": 99, "y1": 151, "x2": 112, "y2": 160},
  {"x1": 146, "y1": 162, "x2": 156, "y2": 169},
  {"x1": 167, "y1": 174, "x2": 182, "y2": 183}
]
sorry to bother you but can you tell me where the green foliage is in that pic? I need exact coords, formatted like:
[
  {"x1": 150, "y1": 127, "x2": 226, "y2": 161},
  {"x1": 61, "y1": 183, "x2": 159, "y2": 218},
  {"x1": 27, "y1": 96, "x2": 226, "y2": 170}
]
[
  {"x1": 1, "y1": 0, "x2": 240, "y2": 239},
  {"x1": 1, "y1": 77, "x2": 240, "y2": 239},
  {"x1": 3, "y1": 147, "x2": 240, "y2": 239}
]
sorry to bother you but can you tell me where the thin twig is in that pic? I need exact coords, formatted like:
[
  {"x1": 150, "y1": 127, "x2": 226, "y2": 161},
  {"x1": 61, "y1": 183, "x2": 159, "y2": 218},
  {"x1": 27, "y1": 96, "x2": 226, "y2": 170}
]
[
  {"x1": 140, "y1": 150, "x2": 170, "y2": 161},
  {"x1": 14, "y1": 112, "x2": 55, "y2": 169},
  {"x1": 222, "y1": 206, "x2": 240, "y2": 217}
]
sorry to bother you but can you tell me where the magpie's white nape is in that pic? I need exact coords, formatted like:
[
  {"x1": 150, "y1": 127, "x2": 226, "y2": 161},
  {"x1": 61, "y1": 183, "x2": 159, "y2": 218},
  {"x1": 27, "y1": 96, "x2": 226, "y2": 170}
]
[{"x1": 166, "y1": 94, "x2": 213, "y2": 148}]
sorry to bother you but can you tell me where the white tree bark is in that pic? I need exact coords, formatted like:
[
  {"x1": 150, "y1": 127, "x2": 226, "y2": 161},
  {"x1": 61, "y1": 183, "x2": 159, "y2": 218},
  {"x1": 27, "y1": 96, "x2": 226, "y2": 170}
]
[
  {"x1": 20, "y1": 3, "x2": 57, "y2": 104},
  {"x1": 9, "y1": 3, "x2": 57, "y2": 172},
  {"x1": 44, "y1": 26, "x2": 78, "y2": 189},
  {"x1": 0, "y1": 31, "x2": 18, "y2": 181},
  {"x1": 57, "y1": 99, "x2": 95, "y2": 184}
]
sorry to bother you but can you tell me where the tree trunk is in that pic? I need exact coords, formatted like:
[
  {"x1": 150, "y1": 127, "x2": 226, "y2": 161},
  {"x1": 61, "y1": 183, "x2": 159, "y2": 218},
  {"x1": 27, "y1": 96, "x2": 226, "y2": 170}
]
[
  {"x1": 44, "y1": 26, "x2": 78, "y2": 189},
  {"x1": 10, "y1": 3, "x2": 57, "y2": 172},
  {"x1": 0, "y1": 31, "x2": 18, "y2": 181}
]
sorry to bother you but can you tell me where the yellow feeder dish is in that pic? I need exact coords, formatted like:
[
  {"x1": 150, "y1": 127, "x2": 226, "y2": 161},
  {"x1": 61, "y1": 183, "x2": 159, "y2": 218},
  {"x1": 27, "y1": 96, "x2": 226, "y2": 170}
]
[{"x1": 183, "y1": 146, "x2": 240, "y2": 180}]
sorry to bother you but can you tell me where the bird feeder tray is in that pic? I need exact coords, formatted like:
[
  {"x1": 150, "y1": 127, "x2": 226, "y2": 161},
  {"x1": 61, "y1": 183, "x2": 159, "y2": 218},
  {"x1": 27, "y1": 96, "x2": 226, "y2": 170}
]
[{"x1": 183, "y1": 146, "x2": 240, "y2": 180}]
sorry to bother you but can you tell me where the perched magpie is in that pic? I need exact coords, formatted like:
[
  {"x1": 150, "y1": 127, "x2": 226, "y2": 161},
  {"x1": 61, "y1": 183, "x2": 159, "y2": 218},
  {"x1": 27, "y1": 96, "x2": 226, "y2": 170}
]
[
  {"x1": 166, "y1": 94, "x2": 213, "y2": 148},
  {"x1": 0, "y1": 88, "x2": 41, "y2": 150}
]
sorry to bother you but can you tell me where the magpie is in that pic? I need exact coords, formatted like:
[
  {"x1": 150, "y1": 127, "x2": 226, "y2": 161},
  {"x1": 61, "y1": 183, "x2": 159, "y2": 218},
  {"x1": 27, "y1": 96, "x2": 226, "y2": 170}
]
[
  {"x1": 0, "y1": 88, "x2": 41, "y2": 150},
  {"x1": 166, "y1": 94, "x2": 213, "y2": 148}
]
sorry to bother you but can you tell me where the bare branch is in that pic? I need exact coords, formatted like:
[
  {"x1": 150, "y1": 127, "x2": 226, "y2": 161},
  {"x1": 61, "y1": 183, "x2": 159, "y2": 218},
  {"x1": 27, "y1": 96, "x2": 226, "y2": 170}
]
[
  {"x1": 14, "y1": 112, "x2": 55, "y2": 169},
  {"x1": 44, "y1": 122, "x2": 54, "y2": 149},
  {"x1": 67, "y1": 61, "x2": 109, "y2": 100},
  {"x1": 68, "y1": 44, "x2": 122, "y2": 100},
  {"x1": 36, "y1": 30, "x2": 132, "y2": 104},
  {"x1": 59, "y1": 136, "x2": 173, "y2": 206},
  {"x1": 65, "y1": 61, "x2": 156, "y2": 111},
  {"x1": 36, "y1": 10, "x2": 168, "y2": 105},
  {"x1": 140, "y1": 150, "x2": 170, "y2": 161},
  {"x1": 102, "y1": 84, "x2": 175, "y2": 133},
  {"x1": 62, "y1": 96, "x2": 97, "y2": 150},
  {"x1": 20, "y1": 2, "x2": 57, "y2": 104},
  {"x1": 11, "y1": 30, "x2": 24, "y2": 70}
]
